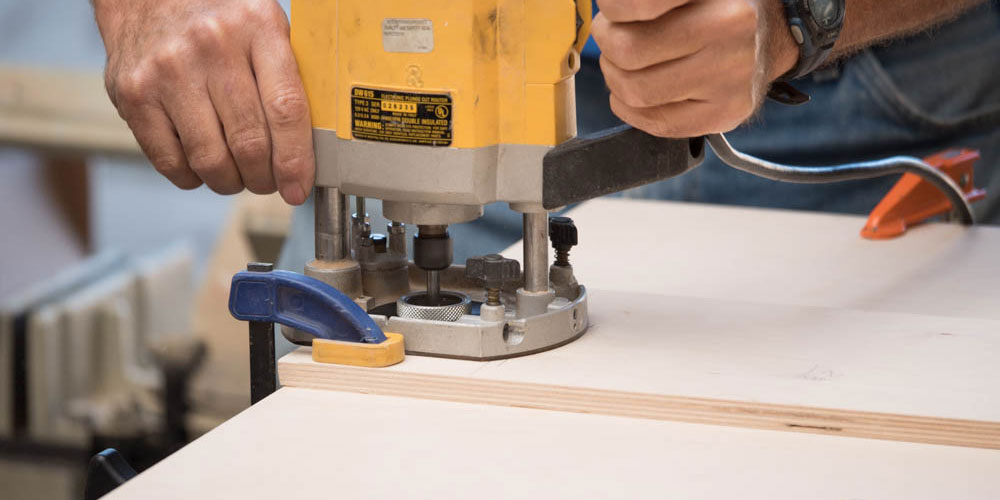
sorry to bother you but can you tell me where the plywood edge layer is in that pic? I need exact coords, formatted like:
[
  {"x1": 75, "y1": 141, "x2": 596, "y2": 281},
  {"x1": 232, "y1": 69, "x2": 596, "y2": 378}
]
[{"x1": 278, "y1": 360, "x2": 1000, "y2": 450}]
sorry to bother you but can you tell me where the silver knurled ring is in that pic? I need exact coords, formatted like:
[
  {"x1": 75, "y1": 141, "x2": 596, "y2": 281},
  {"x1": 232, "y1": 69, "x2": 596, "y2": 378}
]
[{"x1": 396, "y1": 291, "x2": 471, "y2": 322}]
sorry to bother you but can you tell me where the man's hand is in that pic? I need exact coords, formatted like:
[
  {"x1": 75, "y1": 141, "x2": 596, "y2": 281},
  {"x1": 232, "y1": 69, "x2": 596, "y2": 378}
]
[
  {"x1": 94, "y1": 0, "x2": 314, "y2": 205},
  {"x1": 592, "y1": 0, "x2": 797, "y2": 138}
]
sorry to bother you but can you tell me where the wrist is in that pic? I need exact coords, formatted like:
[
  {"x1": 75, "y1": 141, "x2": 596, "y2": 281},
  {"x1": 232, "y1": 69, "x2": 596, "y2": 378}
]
[
  {"x1": 761, "y1": 0, "x2": 799, "y2": 82},
  {"x1": 92, "y1": 0, "x2": 128, "y2": 48}
]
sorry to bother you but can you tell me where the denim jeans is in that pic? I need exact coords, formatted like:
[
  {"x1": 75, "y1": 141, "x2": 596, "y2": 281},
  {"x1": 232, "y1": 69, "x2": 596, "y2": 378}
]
[{"x1": 604, "y1": 2, "x2": 1000, "y2": 223}]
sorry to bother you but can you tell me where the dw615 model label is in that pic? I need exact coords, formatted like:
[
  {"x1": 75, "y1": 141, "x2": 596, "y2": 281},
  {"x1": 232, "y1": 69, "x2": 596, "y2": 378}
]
[{"x1": 351, "y1": 87, "x2": 452, "y2": 147}]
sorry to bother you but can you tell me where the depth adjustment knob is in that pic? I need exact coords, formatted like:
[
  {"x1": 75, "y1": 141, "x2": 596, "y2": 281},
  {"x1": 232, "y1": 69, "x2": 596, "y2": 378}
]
[
  {"x1": 548, "y1": 216, "x2": 577, "y2": 267},
  {"x1": 465, "y1": 254, "x2": 521, "y2": 306},
  {"x1": 369, "y1": 234, "x2": 387, "y2": 254}
]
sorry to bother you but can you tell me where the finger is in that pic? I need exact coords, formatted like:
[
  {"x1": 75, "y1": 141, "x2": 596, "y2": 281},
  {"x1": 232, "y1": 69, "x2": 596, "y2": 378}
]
[
  {"x1": 592, "y1": 3, "x2": 718, "y2": 71},
  {"x1": 250, "y1": 26, "x2": 314, "y2": 206},
  {"x1": 207, "y1": 55, "x2": 277, "y2": 195},
  {"x1": 126, "y1": 103, "x2": 203, "y2": 190},
  {"x1": 595, "y1": 0, "x2": 689, "y2": 23},
  {"x1": 610, "y1": 94, "x2": 743, "y2": 138},
  {"x1": 600, "y1": 54, "x2": 697, "y2": 108},
  {"x1": 162, "y1": 88, "x2": 245, "y2": 195},
  {"x1": 600, "y1": 44, "x2": 752, "y2": 108}
]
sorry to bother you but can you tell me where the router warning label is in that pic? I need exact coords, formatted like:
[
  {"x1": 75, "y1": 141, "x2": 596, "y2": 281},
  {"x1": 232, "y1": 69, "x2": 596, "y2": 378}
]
[{"x1": 351, "y1": 87, "x2": 452, "y2": 147}]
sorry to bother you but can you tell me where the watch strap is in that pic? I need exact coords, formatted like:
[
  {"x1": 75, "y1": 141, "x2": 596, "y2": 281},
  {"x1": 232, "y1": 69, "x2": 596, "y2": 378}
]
[
  {"x1": 766, "y1": 81, "x2": 811, "y2": 106},
  {"x1": 780, "y1": 0, "x2": 842, "y2": 80}
]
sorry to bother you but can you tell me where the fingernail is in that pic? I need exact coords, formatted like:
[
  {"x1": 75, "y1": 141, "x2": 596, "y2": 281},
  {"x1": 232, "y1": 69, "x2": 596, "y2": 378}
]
[{"x1": 280, "y1": 183, "x2": 306, "y2": 205}]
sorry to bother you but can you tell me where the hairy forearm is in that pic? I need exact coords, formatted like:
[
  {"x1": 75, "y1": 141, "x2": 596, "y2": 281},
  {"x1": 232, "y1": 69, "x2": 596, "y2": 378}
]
[
  {"x1": 762, "y1": 0, "x2": 987, "y2": 81},
  {"x1": 90, "y1": 0, "x2": 131, "y2": 54},
  {"x1": 834, "y1": 0, "x2": 988, "y2": 55}
]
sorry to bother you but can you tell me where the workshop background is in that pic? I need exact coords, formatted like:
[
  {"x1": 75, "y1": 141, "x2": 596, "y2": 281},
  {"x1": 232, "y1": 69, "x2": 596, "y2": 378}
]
[
  {"x1": 2, "y1": 1, "x2": 998, "y2": 499},
  {"x1": 0, "y1": 1, "x2": 294, "y2": 498}
]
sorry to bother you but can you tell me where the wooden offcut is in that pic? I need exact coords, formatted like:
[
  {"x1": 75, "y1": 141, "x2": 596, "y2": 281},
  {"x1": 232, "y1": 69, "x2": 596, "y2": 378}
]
[{"x1": 0, "y1": 66, "x2": 140, "y2": 156}]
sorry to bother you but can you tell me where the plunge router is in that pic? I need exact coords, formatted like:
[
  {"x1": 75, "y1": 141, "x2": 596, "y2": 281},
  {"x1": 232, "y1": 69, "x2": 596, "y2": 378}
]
[
  {"x1": 229, "y1": 1, "x2": 977, "y2": 365},
  {"x1": 280, "y1": 0, "x2": 704, "y2": 360}
]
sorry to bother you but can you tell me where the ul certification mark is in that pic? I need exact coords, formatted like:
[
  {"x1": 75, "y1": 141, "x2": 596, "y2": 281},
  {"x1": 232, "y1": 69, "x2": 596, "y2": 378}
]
[{"x1": 351, "y1": 87, "x2": 453, "y2": 147}]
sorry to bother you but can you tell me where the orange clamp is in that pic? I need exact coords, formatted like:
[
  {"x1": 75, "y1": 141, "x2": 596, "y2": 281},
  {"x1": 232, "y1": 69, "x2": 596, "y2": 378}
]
[{"x1": 861, "y1": 149, "x2": 986, "y2": 240}]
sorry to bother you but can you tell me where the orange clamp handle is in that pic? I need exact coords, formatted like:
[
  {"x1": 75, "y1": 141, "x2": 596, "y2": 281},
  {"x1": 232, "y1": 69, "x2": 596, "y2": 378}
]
[{"x1": 861, "y1": 149, "x2": 986, "y2": 240}]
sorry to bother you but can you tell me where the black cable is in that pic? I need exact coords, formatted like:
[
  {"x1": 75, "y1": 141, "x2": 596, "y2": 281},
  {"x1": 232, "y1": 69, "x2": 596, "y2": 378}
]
[{"x1": 706, "y1": 133, "x2": 975, "y2": 225}]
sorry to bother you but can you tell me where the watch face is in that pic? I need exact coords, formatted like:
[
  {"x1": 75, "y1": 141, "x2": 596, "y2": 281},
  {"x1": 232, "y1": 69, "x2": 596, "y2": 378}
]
[{"x1": 807, "y1": 0, "x2": 842, "y2": 29}]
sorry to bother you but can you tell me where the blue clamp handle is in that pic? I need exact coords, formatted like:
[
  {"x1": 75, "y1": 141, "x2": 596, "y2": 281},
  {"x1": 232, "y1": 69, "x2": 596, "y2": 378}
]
[{"x1": 228, "y1": 269, "x2": 386, "y2": 344}]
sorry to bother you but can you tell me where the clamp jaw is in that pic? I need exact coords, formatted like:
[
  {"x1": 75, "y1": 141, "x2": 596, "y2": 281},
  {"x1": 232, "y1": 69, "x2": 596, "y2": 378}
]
[
  {"x1": 228, "y1": 265, "x2": 404, "y2": 401},
  {"x1": 862, "y1": 149, "x2": 986, "y2": 239}
]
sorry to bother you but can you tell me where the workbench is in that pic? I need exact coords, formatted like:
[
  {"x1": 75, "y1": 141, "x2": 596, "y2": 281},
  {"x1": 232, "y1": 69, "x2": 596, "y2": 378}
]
[{"x1": 106, "y1": 198, "x2": 1000, "y2": 499}]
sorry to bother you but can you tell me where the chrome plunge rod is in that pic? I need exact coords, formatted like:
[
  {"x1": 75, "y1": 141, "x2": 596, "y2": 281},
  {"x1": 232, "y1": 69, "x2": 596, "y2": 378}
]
[
  {"x1": 355, "y1": 196, "x2": 366, "y2": 219},
  {"x1": 523, "y1": 212, "x2": 549, "y2": 292},
  {"x1": 415, "y1": 224, "x2": 449, "y2": 306},
  {"x1": 314, "y1": 186, "x2": 349, "y2": 260},
  {"x1": 426, "y1": 270, "x2": 441, "y2": 305}
]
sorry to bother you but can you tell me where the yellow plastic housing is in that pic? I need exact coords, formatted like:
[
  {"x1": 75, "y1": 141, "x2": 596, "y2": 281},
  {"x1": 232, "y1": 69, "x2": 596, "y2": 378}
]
[{"x1": 291, "y1": 0, "x2": 590, "y2": 148}]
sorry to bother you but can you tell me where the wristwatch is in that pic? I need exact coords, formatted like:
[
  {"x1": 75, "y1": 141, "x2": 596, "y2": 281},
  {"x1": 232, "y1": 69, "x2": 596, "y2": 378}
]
[{"x1": 780, "y1": 0, "x2": 845, "y2": 80}]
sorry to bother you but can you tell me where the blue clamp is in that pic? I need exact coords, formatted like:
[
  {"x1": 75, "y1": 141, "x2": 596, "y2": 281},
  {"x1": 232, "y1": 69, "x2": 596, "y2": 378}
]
[{"x1": 228, "y1": 269, "x2": 386, "y2": 344}]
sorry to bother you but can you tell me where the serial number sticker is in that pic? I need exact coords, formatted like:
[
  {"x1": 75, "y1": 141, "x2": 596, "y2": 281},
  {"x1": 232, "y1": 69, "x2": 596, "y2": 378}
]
[
  {"x1": 382, "y1": 18, "x2": 434, "y2": 53},
  {"x1": 351, "y1": 87, "x2": 452, "y2": 147},
  {"x1": 380, "y1": 100, "x2": 417, "y2": 113}
]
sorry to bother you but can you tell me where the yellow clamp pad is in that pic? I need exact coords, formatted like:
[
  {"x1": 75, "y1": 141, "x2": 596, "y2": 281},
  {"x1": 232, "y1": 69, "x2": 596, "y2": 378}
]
[{"x1": 312, "y1": 333, "x2": 405, "y2": 368}]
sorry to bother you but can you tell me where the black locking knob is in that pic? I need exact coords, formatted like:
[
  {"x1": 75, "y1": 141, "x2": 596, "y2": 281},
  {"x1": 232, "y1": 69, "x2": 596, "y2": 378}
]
[
  {"x1": 369, "y1": 234, "x2": 388, "y2": 254},
  {"x1": 548, "y1": 216, "x2": 577, "y2": 267},
  {"x1": 465, "y1": 254, "x2": 521, "y2": 306}
]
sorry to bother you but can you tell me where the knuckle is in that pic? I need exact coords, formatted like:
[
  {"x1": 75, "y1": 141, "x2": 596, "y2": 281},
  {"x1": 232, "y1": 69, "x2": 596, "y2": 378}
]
[
  {"x1": 228, "y1": 128, "x2": 271, "y2": 162},
  {"x1": 264, "y1": 87, "x2": 309, "y2": 126},
  {"x1": 646, "y1": 112, "x2": 681, "y2": 137},
  {"x1": 603, "y1": 29, "x2": 642, "y2": 70},
  {"x1": 187, "y1": 16, "x2": 228, "y2": 51},
  {"x1": 606, "y1": 69, "x2": 658, "y2": 108},
  {"x1": 590, "y1": 15, "x2": 611, "y2": 45},
  {"x1": 188, "y1": 148, "x2": 231, "y2": 175},
  {"x1": 147, "y1": 151, "x2": 200, "y2": 190},
  {"x1": 235, "y1": 0, "x2": 288, "y2": 36},
  {"x1": 256, "y1": 0, "x2": 290, "y2": 30},
  {"x1": 151, "y1": 39, "x2": 192, "y2": 74},
  {"x1": 114, "y1": 68, "x2": 154, "y2": 109},
  {"x1": 103, "y1": 70, "x2": 119, "y2": 105},
  {"x1": 618, "y1": 83, "x2": 653, "y2": 108},
  {"x1": 272, "y1": 151, "x2": 311, "y2": 181},
  {"x1": 151, "y1": 154, "x2": 187, "y2": 178}
]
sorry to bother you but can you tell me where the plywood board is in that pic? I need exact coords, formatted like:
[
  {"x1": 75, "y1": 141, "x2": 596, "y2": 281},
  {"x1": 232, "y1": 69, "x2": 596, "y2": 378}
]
[
  {"x1": 280, "y1": 288, "x2": 1000, "y2": 449},
  {"x1": 504, "y1": 198, "x2": 1000, "y2": 321},
  {"x1": 106, "y1": 387, "x2": 1000, "y2": 500}
]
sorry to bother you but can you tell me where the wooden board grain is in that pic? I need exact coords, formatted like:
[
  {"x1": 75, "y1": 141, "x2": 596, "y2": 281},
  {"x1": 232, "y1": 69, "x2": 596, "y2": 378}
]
[
  {"x1": 280, "y1": 288, "x2": 1000, "y2": 449},
  {"x1": 280, "y1": 200, "x2": 1000, "y2": 449},
  {"x1": 105, "y1": 387, "x2": 1000, "y2": 500},
  {"x1": 504, "y1": 198, "x2": 1000, "y2": 321}
]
